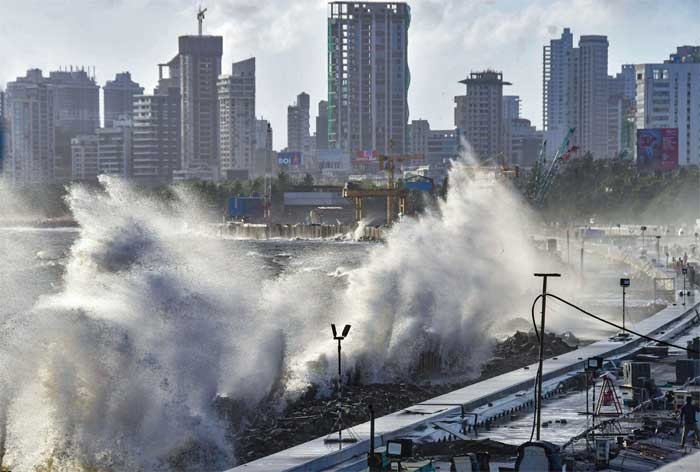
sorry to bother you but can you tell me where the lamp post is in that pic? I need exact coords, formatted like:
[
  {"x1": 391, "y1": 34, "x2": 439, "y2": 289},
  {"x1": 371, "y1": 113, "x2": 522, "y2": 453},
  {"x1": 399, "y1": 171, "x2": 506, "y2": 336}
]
[
  {"x1": 325, "y1": 324, "x2": 356, "y2": 446},
  {"x1": 682, "y1": 267, "x2": 688, "y2": 307},
  {"x1": 620, "y1": 278, "x2": 630, "y2": 336},
  {"x1": 640, "y1": 226, "x2": 647, "y2": 255},
  {"x1": 533, "y1": 273, "x2": 561, "y2": 441},
  {"x1": 656, "y1": 236, "x2": 661, "y2": 265}
]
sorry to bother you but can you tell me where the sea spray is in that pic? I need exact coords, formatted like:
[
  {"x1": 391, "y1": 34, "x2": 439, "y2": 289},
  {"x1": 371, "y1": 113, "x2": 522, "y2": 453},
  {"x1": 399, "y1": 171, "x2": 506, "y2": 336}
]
[{"x1": 0, "y1": 156, "x2": 555, "y2": 469}]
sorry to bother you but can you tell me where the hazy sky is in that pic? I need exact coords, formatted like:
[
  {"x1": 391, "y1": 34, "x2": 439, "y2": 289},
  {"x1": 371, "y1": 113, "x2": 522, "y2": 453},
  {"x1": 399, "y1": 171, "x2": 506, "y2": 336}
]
[{"x1": 1, "y1": 0, "x2": 698, "y2": 149}]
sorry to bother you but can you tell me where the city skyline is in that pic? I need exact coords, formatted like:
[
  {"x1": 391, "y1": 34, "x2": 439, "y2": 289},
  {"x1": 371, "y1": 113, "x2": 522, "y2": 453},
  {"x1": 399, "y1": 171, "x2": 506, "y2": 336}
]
[{"x1": 0, "y1": 0, "x2": 697, "y2": 149}]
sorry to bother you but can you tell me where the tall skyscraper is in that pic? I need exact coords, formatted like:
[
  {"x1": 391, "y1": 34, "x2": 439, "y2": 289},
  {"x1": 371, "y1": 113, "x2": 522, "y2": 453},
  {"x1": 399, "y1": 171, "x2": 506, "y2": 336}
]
[
  {"x1": 315, "y1": 100, "x2": 329, "y2": 151},
  {"x1": 175, "y1": 30, "x2": 223, "y2": 181},
  {"x1": 0, "y1": 90, "x2": 6, "y2": 173},
  {"x1": 543, "y1": 28, "x2": 573, "y2": 150},
  {"x1": 328, "y1": 2, "x2": 410, "y2": 156},
  {"x1": 287, "y1": 92, "x2": 310, "y2": 152},
  {"x1": 407, "y1": 119, "x2": 430, "y2": 156},
  {"x1": 131, "y1": 62, "x2": 181, "y2": 185},
  {"x1": 48, "y1": 69, "x2": 100, "y2": 181},
  {"x1": 218, "y1": 57, "x2": 256, "y2": 179},
  {"x1": 103, "y1": 72, "x2": 143, "y2": 128},
  {"x1": 543, "y1": 29, "x2": 610, "y2": 159},
  {"x1": 255, "y1": 118, "x2": 273, "y2": 178},
  {"x1": 5, "y1": 69, "x2": 56, "y2": 183},
  {"x1": 454, "y1": 71, "x2": 511, "y2": 159}
]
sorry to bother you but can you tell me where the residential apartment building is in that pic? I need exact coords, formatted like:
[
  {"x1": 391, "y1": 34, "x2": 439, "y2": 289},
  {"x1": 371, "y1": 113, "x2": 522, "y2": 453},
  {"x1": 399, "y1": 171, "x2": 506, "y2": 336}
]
[
  {"x1": 328, "y1": 2, "x2": 411, "y2": 155},
  {"x1": 175, "y1": 34, "x2": 223, "y2": 181},
  {"x1": 218, "y1": 57, "x2": 256, "y2": 179},
  {"x1": 71, "y1": 134, "x2": 99, "y2": 181},
  {"x1": 103, "y1": 72, "x2": 143, "y2": 128},
  {"x1": 131, "y1": 63, "x2": 181, "y2": 185},
  {"x1": 454, "y1": 71, "x2": 511, "y2": 159},
  {"x1": 5, "y1": 69, "x2": 56, "y2": 183},
  {"x1": 635, "y1": 61, "x2": 700, "y2": 165}
]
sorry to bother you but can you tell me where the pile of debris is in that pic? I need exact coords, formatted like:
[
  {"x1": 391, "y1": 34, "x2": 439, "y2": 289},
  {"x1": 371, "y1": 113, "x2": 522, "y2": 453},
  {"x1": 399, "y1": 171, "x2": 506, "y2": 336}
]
[
  {"x1": 481, "y1": 330, "x2": 577, "y2": 377},
  {"x1": 229, "y1": 330, "x2": 578, "y2": 464}
]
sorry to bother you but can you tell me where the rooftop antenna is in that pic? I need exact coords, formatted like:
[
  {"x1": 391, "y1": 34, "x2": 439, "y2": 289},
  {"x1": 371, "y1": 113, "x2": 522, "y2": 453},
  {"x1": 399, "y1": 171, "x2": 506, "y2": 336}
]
[{"x1": 197, "y1": 5, "x2": 207, "y2": 36}]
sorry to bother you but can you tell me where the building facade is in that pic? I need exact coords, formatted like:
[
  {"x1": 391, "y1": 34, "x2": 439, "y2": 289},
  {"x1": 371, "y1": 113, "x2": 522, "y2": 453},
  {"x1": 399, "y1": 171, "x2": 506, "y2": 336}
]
[
  {"x1": 287, "y1": 92, "x2": 310, "y2": 152},
  {"x1": 176, "y1": 35, "x2": 223, "y2": 180},
  {"x1": 71, "y1": 134, "x2": 99, "y2": 181},
  {"x1": 543, "y1": 29, "x2": 610, "y2": 159},
  {"x1": 5, "y1": 69, "x2": 56, "y2": 183},
  {"x1": 131, "y1": 64, "x2": 181, "y2": 185},
  {"x1": 103, "y1": 72, "x2": 143, "y2": 128},
  {"x1": 97, "y1": 116, "x2": 132, "y2": 178},
  {"x1": 635, "y1": 61, "x2": 700, "y2": 166},
  {"x1": 328, "y1": 2, "x2": 411, "y2": 156},
  {"x1": 218, "y1": 57, "x2": 256, "y2": 179},
  {"x1": 255, "y1": 118, "x2": 273, "y2": 178},
  {"x1": 454, "y1": 71, "x2": 511, "y2": 159},
  {"x1": 315, "y1": 100, "x2": 329, "y2": 151}
]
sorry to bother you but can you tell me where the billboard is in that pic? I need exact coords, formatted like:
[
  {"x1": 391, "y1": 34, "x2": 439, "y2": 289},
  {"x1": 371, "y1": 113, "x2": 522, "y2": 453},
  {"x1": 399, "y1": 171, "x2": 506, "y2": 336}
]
[
  {"x1": 636, "y1": 128, "x2": 678, "y2": 171},
  {"x1": 277, "y1": 151, "x2": 303, "y2": 168},
  {"x1": 354, "y1": 150, "x2": 379, "y2": 161}
]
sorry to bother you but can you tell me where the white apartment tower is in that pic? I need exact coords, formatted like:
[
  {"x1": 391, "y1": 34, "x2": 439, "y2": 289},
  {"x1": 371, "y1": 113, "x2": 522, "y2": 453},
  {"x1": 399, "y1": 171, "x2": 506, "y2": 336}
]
[
  {"x1": 218, "y1": 57, "x2": 256, "y2": 179},
  {"x1": 328, "y1": 2, "x2": 411, "y2": 155},
  {"x1": 543, "y1": 29, "x2": 610, "y2": 159}
]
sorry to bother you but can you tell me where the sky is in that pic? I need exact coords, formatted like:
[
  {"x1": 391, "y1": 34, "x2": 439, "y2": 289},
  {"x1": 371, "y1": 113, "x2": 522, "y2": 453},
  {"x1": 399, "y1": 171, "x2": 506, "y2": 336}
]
[{"x1": 0, "y1": 0, "x2": 698, "y2": 149}]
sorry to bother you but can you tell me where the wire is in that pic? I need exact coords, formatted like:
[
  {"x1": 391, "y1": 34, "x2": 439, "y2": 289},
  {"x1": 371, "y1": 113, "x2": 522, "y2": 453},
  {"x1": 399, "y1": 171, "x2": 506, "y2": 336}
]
[{"x1": 546, "y1": 292, "x2": 700, "y2": 355}]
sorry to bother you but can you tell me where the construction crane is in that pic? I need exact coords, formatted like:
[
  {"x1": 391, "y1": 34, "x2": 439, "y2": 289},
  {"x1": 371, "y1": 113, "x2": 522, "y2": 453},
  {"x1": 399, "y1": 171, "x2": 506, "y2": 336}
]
[
  {"x1": 342, "y1": 153, "x2": 423, "y2": 224},
  {"x1": 533, "y1": 127, "x2": 577, "y2": 208},
  {"x1": 378, "y1": 153, "x2": 423, "y2": 223},
  {"x1": 197, "y1": 6, "x2": 208, "y2": 36}
]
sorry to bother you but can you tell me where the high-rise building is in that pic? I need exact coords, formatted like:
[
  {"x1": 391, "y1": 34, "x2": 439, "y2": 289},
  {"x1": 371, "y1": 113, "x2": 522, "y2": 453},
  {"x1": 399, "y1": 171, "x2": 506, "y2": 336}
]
[
  {"x1": 575, "y1": 35, "x2": 609, "y2": 159},
  {"x1": 426, "y1": 129, "x2": 460, "y2": 169},
  {"x1": 254, "y1": 118, "x2": 273, "y2": 178},
  {"x1": 5, "y1": 69, "x2": 56, "y2": 183},
  {"x1": 503, "y1": 96, "x2": 521, "y2": 121},
  {"x1": 71, "y1": 134, "x2": 99, "y2": 181},
  {"x1": 48, "y1": 69, "x2": 100, "y2": 181},
  {"x1": 543, "y1": 29, "x2": 610, "y2": 159},
  {"x1": 454, "y1": 71, "x2": 511, "y2": 159},
  {"x1": 218, "y1": 57, "x2": 256, "y2": 179},
  {"x1": 315, "y1": 100, "x2": 329, "y2": 151},
  {"x1": 328, "y1": 2, "x2": 410, "y2": 156},
  {"x1": 635, "y1": 61, "x2": 700, "y2": 166},
  {"x1": 287, "y1": 92, "x2": 310, "y2": 152},
  {"x1": 175, "y1": 33, "x2": 223, "y2": 181},
  {"x1": 97, "y1": 116, "x2": 132, "y2": 178},
  {"x1": 103, "y1": 72, "x2": 143, "y2": 128},
  {"x1": 131, "y1": 62, "x2": 181, "y2": 185},
  {"x1": 543, "y1": 28, "x2": 574, "y2": 150},
  {"x1": 0, "y1": 90, "x2": 6, "y2": 173}
]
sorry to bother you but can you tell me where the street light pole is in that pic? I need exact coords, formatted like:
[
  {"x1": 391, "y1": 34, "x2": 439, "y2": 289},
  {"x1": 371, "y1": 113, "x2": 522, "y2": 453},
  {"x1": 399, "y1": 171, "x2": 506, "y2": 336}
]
[
  {"x1": 682, "y1": 267, "x2": 688, "y2": 307},
  {"x1": 533, "y1": 272, "x2": 561, "y2": 441},
  {"x1": 326, "y1": 324, "x2": 355, "y2": 446},
  {"x1": 656, "y1": 236, "x2": 661, "y2": 265},
  {"x1": 641, "y1": 225, "x2": 647, "y2": 255}
]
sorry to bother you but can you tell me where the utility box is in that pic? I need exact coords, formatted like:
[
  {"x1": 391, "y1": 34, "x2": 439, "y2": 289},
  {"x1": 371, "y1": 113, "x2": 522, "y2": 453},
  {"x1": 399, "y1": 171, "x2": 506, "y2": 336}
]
[
  {"x1": 676, "y1": 359, "x2": 700, "y2": 384},
  {"x1": 623, "y1": 361, "x2": 651, "y2": 388},
  {"x1": 688, "y1": 337, "x2": 700, "y2": 360}
]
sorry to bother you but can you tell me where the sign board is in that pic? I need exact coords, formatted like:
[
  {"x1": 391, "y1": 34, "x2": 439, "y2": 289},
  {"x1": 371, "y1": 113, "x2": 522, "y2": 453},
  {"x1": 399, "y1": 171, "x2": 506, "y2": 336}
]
[
  {"x1": 277, "y1": 151, "x2": 303, "y2": 168},
  {"x1": 355, "y1": 150, "x2": 379, "y2": 161},
  {"x1": 636, "y1": 128, "x2": 678, "y2": 171},
  {"x1": 620, "y1": 278, "x2": 630, "y2": 287}
]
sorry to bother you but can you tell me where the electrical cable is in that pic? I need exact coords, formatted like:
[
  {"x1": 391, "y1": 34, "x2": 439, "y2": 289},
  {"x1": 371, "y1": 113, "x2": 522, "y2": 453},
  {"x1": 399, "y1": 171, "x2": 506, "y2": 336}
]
[{"x1": 546, "y1": 292, "x2": 700, "y2": 355}]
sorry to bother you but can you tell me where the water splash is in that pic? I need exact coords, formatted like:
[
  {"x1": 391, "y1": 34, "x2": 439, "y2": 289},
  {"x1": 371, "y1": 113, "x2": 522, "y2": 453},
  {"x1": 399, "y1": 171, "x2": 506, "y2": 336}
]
[{"x1": 0, "y1": 156, "x2": 548, "y2": 469}]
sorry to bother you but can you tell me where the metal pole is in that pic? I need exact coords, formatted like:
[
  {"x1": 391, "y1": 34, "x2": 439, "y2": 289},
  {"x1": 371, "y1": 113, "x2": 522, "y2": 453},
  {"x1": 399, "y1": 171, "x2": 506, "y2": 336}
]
[
  {"x1": 567, "y1": 229, "x2": 571, "y2": 265},
  {"x1": 337, "y1": 338, "x2": 342, "y2": 444},
  {"x1": 592, "y1": 375, "x2": 596, "y2": 444},
  {"x1": 622, "y1": 285, "x2": 626, "y2": 331},
  {"x1": 534, "y1": 273, "x2": 561, "y2": 441},
  {"x1": 684, "y1": 272, "x2": 687, "y2": 307}
]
